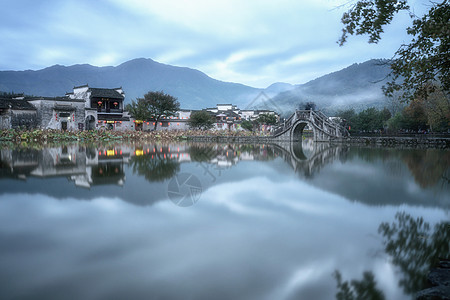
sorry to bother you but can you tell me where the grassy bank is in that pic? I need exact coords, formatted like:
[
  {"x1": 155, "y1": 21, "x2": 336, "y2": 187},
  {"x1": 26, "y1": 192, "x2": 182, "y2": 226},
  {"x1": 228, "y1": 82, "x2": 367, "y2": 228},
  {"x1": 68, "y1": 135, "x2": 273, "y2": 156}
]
[{"x1": 0, "y1": 129, "x2": 271, "y2": 144}]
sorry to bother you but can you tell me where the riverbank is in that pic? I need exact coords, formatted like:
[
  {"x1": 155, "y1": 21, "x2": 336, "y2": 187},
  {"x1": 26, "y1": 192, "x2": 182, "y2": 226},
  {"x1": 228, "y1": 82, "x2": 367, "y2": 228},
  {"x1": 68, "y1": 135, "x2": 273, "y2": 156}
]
[
  {"x1": 0, "y1": 129, "x2": 271, "y2": 144},
  {"x1": 1, "y1": 129, "x2": 448, "y2": 148},
  {"x1": 337, "y1": 136, "x2": 449, "y2": 148}
]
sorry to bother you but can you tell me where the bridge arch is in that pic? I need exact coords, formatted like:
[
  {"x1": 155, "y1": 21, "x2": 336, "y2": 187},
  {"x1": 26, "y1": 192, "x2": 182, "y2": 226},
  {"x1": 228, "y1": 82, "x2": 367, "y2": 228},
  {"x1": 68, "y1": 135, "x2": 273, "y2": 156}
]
[
  {"x1": 272, "y1": 110, "x2": 347, "y2": 142},
  {"x1": 291, "y1": 121, "x2": 307, "y2": 141}
]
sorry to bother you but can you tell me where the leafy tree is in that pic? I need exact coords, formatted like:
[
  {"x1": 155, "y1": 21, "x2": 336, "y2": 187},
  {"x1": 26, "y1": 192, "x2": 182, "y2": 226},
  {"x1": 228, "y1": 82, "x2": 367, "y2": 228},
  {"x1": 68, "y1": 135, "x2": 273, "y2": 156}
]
[
  {"x1": 241, "y1": 120, "x2": 254, "y2": 131},
  {"x1": 339, "y1": 0, "x2": 449, "y2": 102},
  {"x1": 336, "y1": 108, "x2": 358, "y2": 131},
  {"x1": 304, "y1": 101, "x2": 317, "y2": 111},
  {"x1": 255, "y1": 113, "x2": 277, "y2": 126},
  {"x1": 418, "y1": 86, "x2": 450, "y2": 132},
  {"x1": 362, "y1": 107, "x2": 385, "y2": 131},
  {"x1": 402, "y1": 98, "x2": 428, "y2": 131},
  {"x1": 386, "y1": 112, "x2": 405, "y2": 132},
  {"x1": 188, "y1": 110, "x2": 215, "y2": 130},
  {"x1": 126, "y1": 91, "x2": 180, "y2": 130}
]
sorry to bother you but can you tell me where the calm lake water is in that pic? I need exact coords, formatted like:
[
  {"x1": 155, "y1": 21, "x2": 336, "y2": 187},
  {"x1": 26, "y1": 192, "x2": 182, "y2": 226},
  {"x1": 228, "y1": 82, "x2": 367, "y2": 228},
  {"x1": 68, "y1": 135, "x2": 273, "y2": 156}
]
[{"x1": 0, "y1": 140, "x2": 448, "y2": 300}]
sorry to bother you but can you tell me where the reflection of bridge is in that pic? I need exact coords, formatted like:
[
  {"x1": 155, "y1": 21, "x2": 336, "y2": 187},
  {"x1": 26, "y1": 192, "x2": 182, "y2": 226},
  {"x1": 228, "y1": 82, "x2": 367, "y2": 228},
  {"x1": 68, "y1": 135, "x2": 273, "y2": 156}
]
[
  {"x1": 270, "y1": 139, "x2": 348, "y2": 177},
  {"x1": 272, "y1": 110, "x2": 347, "y2": 142}
]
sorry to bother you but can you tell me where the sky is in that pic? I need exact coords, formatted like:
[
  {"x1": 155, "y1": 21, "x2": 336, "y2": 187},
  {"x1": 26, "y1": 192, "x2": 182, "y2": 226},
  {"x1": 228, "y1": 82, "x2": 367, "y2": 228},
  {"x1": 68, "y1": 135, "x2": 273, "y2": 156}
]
[{"x1": 0, "y1": 0, "x2": 428, "y2": 88}]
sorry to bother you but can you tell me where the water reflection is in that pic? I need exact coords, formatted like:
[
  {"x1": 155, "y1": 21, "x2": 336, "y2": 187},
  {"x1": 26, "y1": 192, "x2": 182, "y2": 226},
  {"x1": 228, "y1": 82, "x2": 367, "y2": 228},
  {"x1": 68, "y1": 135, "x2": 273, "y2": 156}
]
[
  {"x1": 130, "y1": 145, "x2": 180, "y2": 182},
  {"x1": 333, "y1": 270, "x2": 385, "y2": 300},
  {"x1": 333, "y1": 213, "x2": 449, "y2": 298},
  {"x1": 0, "y1": 141, "x2": 448, "y2": 208},
  {"x1": 0, "y1": 141, "x2": 448, "y2": 300},
  {"x1": 378, "y1": 213, "x2": 450, "y2": 295}
]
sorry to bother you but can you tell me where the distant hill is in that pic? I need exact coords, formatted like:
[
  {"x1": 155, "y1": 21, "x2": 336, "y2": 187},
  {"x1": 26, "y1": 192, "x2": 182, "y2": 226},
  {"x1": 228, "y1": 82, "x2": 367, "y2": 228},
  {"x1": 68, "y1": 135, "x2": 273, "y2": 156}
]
[
  {"x1": 271, "y1": 59, "x2": 392, "y2": 115},
  {"x1": 0, "y1": 58, "x2": 391, "y2": 113},
  {"x1": 0, "y1": 58, "x2": 261, "y2": 109}
]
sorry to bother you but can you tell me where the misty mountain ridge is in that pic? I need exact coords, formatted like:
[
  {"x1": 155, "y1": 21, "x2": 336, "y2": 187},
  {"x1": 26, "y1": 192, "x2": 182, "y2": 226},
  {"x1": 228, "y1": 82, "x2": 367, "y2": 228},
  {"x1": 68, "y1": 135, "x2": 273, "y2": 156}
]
[
  {"x1": 0, "y1": 58, "x2": 260, "y2": 109},
  {"x1": 271, "y1": 59, "x2": 392, "y2": 115},
  {"x1": 0, "y1": 58, "x2": 392, "y2": 114}
]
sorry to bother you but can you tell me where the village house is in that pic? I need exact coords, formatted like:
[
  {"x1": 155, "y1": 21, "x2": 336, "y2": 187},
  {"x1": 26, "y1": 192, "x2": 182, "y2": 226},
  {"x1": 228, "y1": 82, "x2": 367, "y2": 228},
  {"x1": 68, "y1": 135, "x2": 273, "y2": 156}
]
[
  {"x1": 0, "y1": 95, "x2": 85, "y2": 131},
  {"x1": 134, "y1": 104, "x2": 280, "y2": 132},
  {"x1": 0, "y1": 97, "x2": 37, "y2": 130},
  {"x1": 67, "y1": 85, "x2": 132, "y2": 131},
  {"x1": 0, "y1": 85, "x2": 133, "y2": 131},
  {"x1": 1, "y1": 86, "x2": 279, "y2": 132}
]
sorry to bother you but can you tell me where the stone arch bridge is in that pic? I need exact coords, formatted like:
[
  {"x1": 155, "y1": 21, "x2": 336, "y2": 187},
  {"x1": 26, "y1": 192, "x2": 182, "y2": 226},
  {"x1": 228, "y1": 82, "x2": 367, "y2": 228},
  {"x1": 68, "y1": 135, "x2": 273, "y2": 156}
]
[{"x1": 272, "y1": 110, "x2": 347, "y2": 142}]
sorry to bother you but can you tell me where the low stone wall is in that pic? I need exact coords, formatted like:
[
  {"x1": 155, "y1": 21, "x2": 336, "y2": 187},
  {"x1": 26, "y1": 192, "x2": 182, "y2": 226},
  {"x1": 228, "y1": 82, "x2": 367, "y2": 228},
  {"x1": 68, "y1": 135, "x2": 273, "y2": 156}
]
[
  {"x1": 189, "y1": 136, "x2": 274, "y2": 143},
  {"x1": 334, "y1": 136, "x2": 449, "y2": 148},
  {"x1": 189, "y1": 135, "x2": 449, "y2": 148}
]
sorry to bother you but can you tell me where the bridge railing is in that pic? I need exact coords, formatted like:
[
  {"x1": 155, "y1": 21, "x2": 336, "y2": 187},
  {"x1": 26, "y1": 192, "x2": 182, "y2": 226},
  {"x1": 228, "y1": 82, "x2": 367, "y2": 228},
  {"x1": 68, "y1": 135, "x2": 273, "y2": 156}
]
[{"x1": 271, "y1": 110, "x2": 347, "y2": 138}]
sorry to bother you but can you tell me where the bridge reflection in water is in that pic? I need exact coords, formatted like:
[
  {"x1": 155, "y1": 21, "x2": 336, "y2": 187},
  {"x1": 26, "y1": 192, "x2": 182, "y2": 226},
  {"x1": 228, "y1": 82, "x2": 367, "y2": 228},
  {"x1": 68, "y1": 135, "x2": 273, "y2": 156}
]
[
  {"x1": 271, "y1": 138, "x2": 349, "y2": 178},
  {"x1": 0, "y1": 140, "x2": 448, "y2": 207}
]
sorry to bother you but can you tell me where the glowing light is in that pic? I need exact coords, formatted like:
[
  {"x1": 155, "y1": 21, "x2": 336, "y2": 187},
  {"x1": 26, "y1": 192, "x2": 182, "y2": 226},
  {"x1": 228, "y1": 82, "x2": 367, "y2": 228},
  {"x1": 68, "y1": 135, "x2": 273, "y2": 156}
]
[{"x1": 135, "y1": 149, "x2": 144, "y2": 156}]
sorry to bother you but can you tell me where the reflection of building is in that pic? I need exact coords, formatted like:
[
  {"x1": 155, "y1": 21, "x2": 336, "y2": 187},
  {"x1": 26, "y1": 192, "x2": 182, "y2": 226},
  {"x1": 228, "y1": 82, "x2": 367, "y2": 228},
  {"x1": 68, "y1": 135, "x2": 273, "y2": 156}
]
[{"x1": 0, "y1": 145, "x2": 131, "y2": 189}]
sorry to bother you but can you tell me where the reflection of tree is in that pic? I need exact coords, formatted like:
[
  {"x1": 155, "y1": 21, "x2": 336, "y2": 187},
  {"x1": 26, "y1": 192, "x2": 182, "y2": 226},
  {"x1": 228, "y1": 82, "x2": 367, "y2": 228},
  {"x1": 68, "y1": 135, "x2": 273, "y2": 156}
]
[
  {"x1": 189, "y1": 143, "x2": 278, "y2": 163},
  {"x1": 333, "y1": 271, "x2": 385, "y2": 300},
  {"x1": 189, "y1": 144, "x2": 216, "y2": 162},
  {"x1": 402, "y1": 149, "x2": 450, "y2": 188},
  {"x1": 378, "y1": 212, "x2": 450, "y2": 295},
  {"x1": 130, "y1": 153, "x2": 179, "y2": 182},
  {"x1": 346, "y1": 148, "x2": 449, "y2": 188}
]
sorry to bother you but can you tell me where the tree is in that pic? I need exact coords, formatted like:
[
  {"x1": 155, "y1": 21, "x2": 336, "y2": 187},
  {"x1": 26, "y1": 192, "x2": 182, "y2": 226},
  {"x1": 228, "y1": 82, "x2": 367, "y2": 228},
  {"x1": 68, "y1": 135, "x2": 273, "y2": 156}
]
[
  {"x1": 386, "y1": 112, "x2": 405, "y2": 132},
  {"x1": 241, "y1": 120, "x2": 254, "y2": 131},
  {"x1": 304, "y1": 101, "x2": 317, "y2": 111},
  {"x1": 419, "y1": 86, "x2": 450, "y2": 132},
  {"x1": 339, "y1": 0, "x2": 449, "y2": 102},
  {"x1": 402, "y1": 98, "x2": 428, "y2": 131},
  {"x1": 188, "y1": 110, "x2": 215, "y2": 130},
  {"x1": 336, "y1": 108, "x2": 358, "y2": 131},
  {"x1": 256, "y1": 113, "x2": 277, "y2": 126},
  {"x1": 126, "y1": 91, "x2": 180, "y2": 130}
]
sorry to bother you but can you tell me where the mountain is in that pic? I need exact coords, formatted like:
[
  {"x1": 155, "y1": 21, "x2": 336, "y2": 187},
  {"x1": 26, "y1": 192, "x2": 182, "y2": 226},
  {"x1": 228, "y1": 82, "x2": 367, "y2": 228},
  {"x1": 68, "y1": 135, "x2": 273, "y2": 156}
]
[
  {"x1": 271, "y1": 59, "x2": 392, "y2": 115},
  {"x1": 0, "y1": 58, "x2": 262, "y2": 109},
  {"x1": 0, "y1": 58, "x2": 391, "y2": 113}
]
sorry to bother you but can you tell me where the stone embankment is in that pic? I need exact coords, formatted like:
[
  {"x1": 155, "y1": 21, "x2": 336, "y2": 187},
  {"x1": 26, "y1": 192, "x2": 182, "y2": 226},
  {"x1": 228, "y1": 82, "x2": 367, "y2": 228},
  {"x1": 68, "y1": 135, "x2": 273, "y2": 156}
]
[
  {"x1": 189, "y1": 136, "x2": 273, "y2": 143},
  {"x1": 337, "y1": 136, "x2": 449, "y2": 148}
]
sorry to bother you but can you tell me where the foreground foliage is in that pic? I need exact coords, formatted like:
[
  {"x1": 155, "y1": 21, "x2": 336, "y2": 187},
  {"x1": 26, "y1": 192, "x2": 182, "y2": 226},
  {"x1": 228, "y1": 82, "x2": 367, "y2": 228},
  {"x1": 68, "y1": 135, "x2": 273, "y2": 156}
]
[{"x1": 339, "y1": 0, "x2": 449, "y2": 102}]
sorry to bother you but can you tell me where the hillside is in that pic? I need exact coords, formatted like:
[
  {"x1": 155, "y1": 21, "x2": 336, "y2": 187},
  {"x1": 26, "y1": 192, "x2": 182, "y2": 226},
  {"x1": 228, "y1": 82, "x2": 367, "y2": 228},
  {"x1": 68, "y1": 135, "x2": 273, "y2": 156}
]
[
  {"x1": 271, "y1": 59, "x2": 392, "y2": 115},
  {"x1": 0, "y1": 58, "x2": 261, "y2": 109},
  {"x1": 0, "y1": 58, "x2": 392, "y2": 113}
]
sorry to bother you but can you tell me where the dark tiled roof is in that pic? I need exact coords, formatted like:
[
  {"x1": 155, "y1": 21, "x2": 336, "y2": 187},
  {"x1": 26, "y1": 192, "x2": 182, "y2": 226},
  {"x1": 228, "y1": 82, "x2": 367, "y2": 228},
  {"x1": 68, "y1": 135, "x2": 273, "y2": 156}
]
[
  {"x1": 89, "y1": 88, "x2": 124, "y2": 99},
  {"x1": 25, "y1": 96, "x2": 85, "y2": 102},
  {"x1": 0, "y1": 98, "x2": 36, "y2": 110},
  {"x1": 54, "y1": 105, "x2": 76, "y2": 111},
  {"x1": 98, "y1": 115, "x2": 130, "y2": 121}
]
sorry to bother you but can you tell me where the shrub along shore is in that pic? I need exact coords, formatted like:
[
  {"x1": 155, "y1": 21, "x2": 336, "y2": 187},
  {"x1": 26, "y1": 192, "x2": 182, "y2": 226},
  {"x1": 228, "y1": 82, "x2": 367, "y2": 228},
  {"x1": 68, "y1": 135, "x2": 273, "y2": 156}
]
[{"x1": 0, "y1": 129, "x2": 272, "y2": 144}]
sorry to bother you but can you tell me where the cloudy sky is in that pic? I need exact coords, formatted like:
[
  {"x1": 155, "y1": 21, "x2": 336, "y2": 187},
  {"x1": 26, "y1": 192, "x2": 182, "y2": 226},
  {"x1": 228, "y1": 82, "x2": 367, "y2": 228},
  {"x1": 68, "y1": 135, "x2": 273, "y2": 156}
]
[{"x1": 1, "y1": 0, "x2": 427, "y2": 88}]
